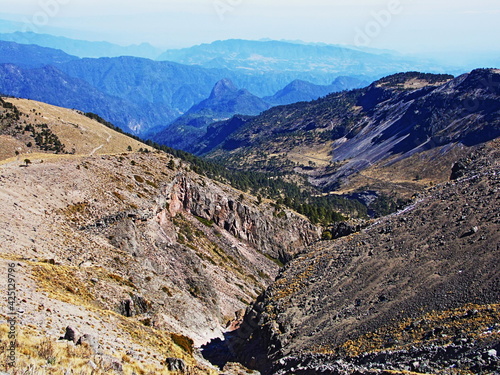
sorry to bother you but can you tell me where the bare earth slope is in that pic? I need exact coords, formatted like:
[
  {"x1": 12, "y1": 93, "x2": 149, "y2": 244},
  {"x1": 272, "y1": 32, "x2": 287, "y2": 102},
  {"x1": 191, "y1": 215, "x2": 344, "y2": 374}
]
[
  {"x1": 0, "y1": 98, "x2": 319, "y2": 374},
  {"x1": 224, "y1": 141, "x2": 500, "y2": 374}
]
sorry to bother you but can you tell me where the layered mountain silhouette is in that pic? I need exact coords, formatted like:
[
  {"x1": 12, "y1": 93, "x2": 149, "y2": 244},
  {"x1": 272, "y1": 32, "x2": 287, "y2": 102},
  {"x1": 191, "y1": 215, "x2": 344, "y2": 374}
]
[
  {"x1": 0, "y1": 40, "x2": 372, "y2": 136},
  {"x1": 202, "y1": 70, "x2": 500, "y2": 194},
  {"x1": 0, "y1": 63, "x2": 176, "y2": 134},
  {"x1": 152, "y1": 79, "x2": 269, "y2": 151},
  {"x1": 264, "y1": 76, "x2": 368, "y2": 106},
  {"x1": 0, "y1": 40, "x2": 78, "y2": 67},
  {"x1": 189, "y1": 78, "x2": 269, "y2": 117},
  {"x1": 0, "y1": 31, "x2": 162, "y2": 59},
  {"x1": 158, "y1": 39, "x2": 444, "y2": 81}
]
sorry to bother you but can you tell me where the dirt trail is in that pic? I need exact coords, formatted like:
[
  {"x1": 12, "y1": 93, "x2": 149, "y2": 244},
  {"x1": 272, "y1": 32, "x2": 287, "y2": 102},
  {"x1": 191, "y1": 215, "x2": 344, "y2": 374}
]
[{"x1": 89, "y1": 130, "x2": 112, "y2": 156}]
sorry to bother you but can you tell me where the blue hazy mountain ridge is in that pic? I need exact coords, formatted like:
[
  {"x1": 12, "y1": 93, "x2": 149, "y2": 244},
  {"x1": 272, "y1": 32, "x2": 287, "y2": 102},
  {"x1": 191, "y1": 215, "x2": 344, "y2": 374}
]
[
  {"x1": 56, "y1": 56, "x2": 230, "y2": 112},
  {"x1": 0, "y1": 40, "x2": 78, "y2": 67},
  {"x1": 0, "y1": 40, "x2": 373, "y2": 136},
  {"x1": 55, "y1": 52, "x2": 371, "y2": 103},
  {"x1": 264, "y1": 76, "x2": 369, "y2": 106},
  {"x1": 0, "y1": 38, "x2": 457, "y2": 138},
  {"x1": 0, "y1": 31, "x2": 163, "y2": 59},
  {"x1": 0, "y1": 63, "x2": 176, "y2": 135},
  {"x1": 0, "y1": 19, "x2": 20, "y2": 33},
  {"x1": 151, "y1": 79, "x2": 270, "y2": 151},
  {"x1": 188, "y1": 78, "x2": 270, "y2": 116},
  {"x1": 158, "y1": 39, "x2": 446, "y2": 79},
  {"x1": 0, "y1": 42, "x2": 271, "y2": 135}
]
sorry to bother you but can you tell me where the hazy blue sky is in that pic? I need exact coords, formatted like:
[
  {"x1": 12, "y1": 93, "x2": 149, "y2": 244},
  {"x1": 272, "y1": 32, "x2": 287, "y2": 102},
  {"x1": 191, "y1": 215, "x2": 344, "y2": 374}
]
[{"x1": 1, "y1": 0, "x2": 499, "y2": 57}]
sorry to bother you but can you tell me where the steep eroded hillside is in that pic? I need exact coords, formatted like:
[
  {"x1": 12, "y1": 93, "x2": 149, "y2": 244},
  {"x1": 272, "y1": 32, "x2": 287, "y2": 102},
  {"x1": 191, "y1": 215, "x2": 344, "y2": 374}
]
[
  {"x1": 0, "y1": 98, "x2": 319, "y2": 374},
  {"x1": 220, "y1": 141, "x2": 500, "y2": 374}
]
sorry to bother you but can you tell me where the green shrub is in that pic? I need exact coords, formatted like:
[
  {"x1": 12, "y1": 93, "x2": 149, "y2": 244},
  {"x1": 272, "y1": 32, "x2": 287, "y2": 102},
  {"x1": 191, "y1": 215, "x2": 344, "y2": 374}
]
[{"x1": 194, "y1": 215, "x2": 214, "y2": 227}]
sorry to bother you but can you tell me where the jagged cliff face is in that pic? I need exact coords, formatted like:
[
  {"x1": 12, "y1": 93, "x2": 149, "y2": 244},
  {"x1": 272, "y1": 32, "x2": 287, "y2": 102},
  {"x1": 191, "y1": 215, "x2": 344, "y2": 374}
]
[
  {"x1": 222, "y1": 141, "x2": 500, "y2": 374},
  {"x1": 168, "y1": 175, "x2": 319, "y2": 263}
]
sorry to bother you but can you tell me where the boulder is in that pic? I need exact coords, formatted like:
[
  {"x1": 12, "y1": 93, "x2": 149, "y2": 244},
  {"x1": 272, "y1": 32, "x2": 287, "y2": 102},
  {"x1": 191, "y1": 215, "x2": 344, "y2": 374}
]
[
  {"x1": 62, "y1": 326, "x2": 79, "y2": 343},
  {"x1": 165, "y1": 357, "x2": 186, "y2": 372},
  {"x1": 76, "y1": 333, "x2": 99, "y2": 353}
]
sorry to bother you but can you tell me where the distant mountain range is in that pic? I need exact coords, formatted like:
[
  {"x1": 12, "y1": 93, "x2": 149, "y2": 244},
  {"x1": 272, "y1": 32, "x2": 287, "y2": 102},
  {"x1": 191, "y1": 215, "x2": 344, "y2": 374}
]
[
  {"x1": 199, "y1": 69, "x2": 500, "y2": 197},
  {"x1": 0, "y1": 35, "x2": 458, "y2": 138},
  {"x1": 264, "y1": 76, "x2": 368, "y2": 106},
  {"x1": 0, "y1": 40, "x2": 78, "y2": 67},
  {"x1": 152, "y1": 79, "x2": 270, "y2": 151},
  {"x1": 158, "y1": 39, "x2": 447, "y2": 80},
  {"x1": 0, "y1": 31, "x2": 163, "y2": 59},
  {"x1": 0, "y1": 63, "x2": 173, "y2": 135}
]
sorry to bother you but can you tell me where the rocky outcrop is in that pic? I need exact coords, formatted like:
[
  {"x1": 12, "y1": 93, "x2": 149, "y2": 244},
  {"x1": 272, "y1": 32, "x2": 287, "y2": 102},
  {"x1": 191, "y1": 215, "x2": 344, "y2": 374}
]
[
  {"x1": 268, "y1": 341, "x2": 500, "y2": 375},
  {"x1": 118, "y1": 294, "x2": 151, "y2": 317},
  {"x1": 61, "y1": 326, "x2": 80, "y2": 343},
  {"x1": 165, "y1": 358, "x2": 186, "y2": 372},
  {"x1": 166, "y1": 174, "x2": 320, "y2": 263},
  {"x1": 61, "y1": 156, "x2": 319, "y2": 345},
  {"x1": 323, "y1": 220, "x2": 368, "y2": 240}
]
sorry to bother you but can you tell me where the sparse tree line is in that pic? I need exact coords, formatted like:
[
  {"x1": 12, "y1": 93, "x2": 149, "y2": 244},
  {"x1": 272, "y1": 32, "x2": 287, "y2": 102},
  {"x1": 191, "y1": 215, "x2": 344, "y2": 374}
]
[
  {"x1": 83, "y1": 111, "x2": 365, "y2": 224},
  {"x1": 23, "y1": 124, "x2": 66, "y2": 153},
  {"x1": 0, "y1": 98, "x2": 66, "y2": 154}
]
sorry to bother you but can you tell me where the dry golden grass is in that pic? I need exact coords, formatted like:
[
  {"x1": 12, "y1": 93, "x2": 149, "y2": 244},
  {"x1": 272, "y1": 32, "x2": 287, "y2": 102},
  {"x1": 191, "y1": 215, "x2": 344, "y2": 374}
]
[
  {"x1": 334, "y1": 144, "x2": 471, "y2": 198},
  {"x1": 286, "y1": 141, "x2": 333, "y2": 168},
  {"x1": 402, "y1": 78, "x2": 447, "y2": 89},
  {"x1": 0, "y1": 324, "x2": 97, "y2": 374},
  {"x1": 30, "y1": 263, "x2": 98, "y2": 308},
  {"x1": 0, "y1": 135, "x2": 27, "y2": 161},
  {"x1": 1, "y1": 98, "x2": 153, "y2": 161},
  {"x1": 376, "y1": 77, "x2": 452, "y2": 90},
  {"x1": 316, "y1": 304, "x2": 500, "y2": 358},
  {"x1": 23, "y1": 260, "x2": 217, "y2": 374},
  {"x1": 0, "y1": 152, "x2": 81, "y2": 166},
  {"x1": 0, "y1": 323, "x2": 215, "y2": 375}
]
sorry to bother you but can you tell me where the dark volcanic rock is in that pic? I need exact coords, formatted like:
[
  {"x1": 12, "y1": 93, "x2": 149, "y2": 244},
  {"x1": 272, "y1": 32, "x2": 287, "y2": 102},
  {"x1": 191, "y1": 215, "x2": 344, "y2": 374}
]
[
  {"x1": 325, "y1": 221, "x2": 368, "y2": 240},
  {"x1": 118, "y1": 294, "x2": 151, "y2": 317},
  {"x1": 165, "y1": 358, "x2": 186, "y2": 372},
  {"x1": 62, "y1": 326, "x2": 79, "y2": 343}
]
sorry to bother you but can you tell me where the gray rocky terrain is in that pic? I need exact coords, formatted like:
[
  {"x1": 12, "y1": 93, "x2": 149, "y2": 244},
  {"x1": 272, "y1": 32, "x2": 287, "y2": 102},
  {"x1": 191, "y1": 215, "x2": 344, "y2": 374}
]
[{"x1": 204, "y1": 141, "x2": 500, "y2": 374}]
